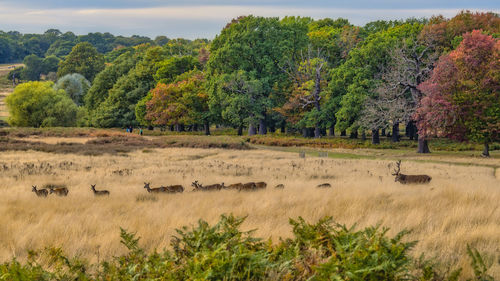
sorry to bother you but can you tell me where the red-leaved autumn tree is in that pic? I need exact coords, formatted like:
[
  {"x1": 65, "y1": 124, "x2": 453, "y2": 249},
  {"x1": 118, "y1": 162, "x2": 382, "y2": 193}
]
[{"x1": 415, "y1": 30, "x2": 499, "y2": 156}]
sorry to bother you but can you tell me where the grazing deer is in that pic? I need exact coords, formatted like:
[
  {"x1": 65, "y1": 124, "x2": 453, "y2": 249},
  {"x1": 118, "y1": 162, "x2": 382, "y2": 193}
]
[
  {"x1": 191, "y1": 181, "x2": 223, "y2": 191},
  {"x1": 143, "y1": 182, "x2": 166, "y2": 193},
  {"x1": 225, "y1": 183, "x2": 243, "y2": 190},
  {"x1": 316, "y1": 183, "x2": 331, "y2": 188},
  {"x1": 275, "y1": 184, "x2": 285, "y2": 189},
  {"x1": 238, "y1": 182, "x2": 257, "y2": 191},
  {"x1": 165, "y1": 185, "x2": 184, "y2": 193},
  {"x1": 91, "y1": 184, "x2": 110, "y2": 196},
  {"x1": 255, "y1": 182, "x2": 267, "y2": 189},
  {"x1": 49, "y1": 187, "x2": 69, "y2": 196},
  {"x1": 32, "y1": 186, "x2": 48, "y2": 197},
  {"x1": 392, "y1": 160, "x2": 432, "y2": 184}
]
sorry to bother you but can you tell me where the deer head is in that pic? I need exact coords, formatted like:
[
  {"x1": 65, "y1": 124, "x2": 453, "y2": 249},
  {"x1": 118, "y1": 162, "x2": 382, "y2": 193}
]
[
  {"x1": 392, "y1": 160, "x2": 402, "y2": 182},
  {"x1": 143, "y1": 182, "x2": 150, "y2": 189},
  {"x1": 91, "y1": 184, "x2": 96, "y2": 190},
  {"x1": 32, "y1": 185, "x2": 37, "y2": 192},
  {"x1": 191, "y1": 181, "x2": 201, "y2": 189}
]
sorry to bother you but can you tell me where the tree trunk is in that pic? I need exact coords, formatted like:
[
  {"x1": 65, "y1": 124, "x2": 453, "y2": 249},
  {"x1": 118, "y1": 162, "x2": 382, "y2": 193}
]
[
  {"x1": 204, "y1": 121, "x2": 210, "y2": 135},
  {"x1": 248, "y1": 124, "x2": 256, "y2": 136},
  {"x1": 381, "y1": 128, "x2": 386, "y2": 136},
  {"x1": 237, "y1": 125, "x2": 243, "y2": 136},
  {"x1": 341, "y1": 130, "x2": 346, "y2": 136},
  {"x1": 258, "y1": 117, "x2": 267, "y2": 135},
  {"x1": 280, "y1": 122, "x2": 286, "y2": 133},
  {"x1": 193, "y1": 124, "x2": 198, "y2": 132},
  {"x1": 328, "y1": 125, "x2": 334, "y2": 137},
  {"x1": 406, "y1": 121, "x2": 417, "y2": 140},
  {"x1": 170, "y1": 125, "x2": 174, "y2": 131},
  {"x1": 482, "y1": 143, "x2": 490, "y2": 157},
  {"x1": 349, "y1": 130, "x2": 358, "y2": 139},
  {"x1": 391, "y1": 123, "x2": 399, "y2": 142},
  {"x1": 314, "y1": 126, "x2": 321, "y2": 138},
  {"x1": 361, "y1": 131, "x2": 366, "y2": 141},
  {"x1": 371, "y1": 129, "x2": 380, "y2": 144},
  {"x1": 302, "y1": 128, "x2": 308, "y2": 138},
  {"x1": 417, "y1": 137, "x2": 430, "y2": 154},
  {"x1": 175, "y1": 124, "x2": 181, "y2": 132},
  {"x1": 270, "y1": 124, "x2": 276, "y2": 133}
]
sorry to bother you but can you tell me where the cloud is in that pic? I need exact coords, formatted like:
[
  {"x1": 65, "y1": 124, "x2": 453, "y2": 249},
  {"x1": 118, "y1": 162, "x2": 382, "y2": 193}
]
[{"x1": 0, "y1": 4, "x2": 498, "y2": 39}]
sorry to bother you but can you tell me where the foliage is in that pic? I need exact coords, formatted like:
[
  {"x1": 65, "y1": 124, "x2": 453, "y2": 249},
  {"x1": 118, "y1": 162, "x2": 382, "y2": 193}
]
[
  {"x1": 57, "y1": 42, "x2": 105, "y2": 82},
  {"x1": 0, "y1": 215, "x2": 494, "y2": 280},
  {"x1": 415, "y1": 31, "x2": 499, "y2": 147},
  {"x1": 54, "y1": 73, "x2": 91, "y2": 105},
  {"x1": 5, "y1": 81, "x2": 79, "y2": 127},
  {"x1": 145, "y1": 70, "x2": 209, "y2": 127}
]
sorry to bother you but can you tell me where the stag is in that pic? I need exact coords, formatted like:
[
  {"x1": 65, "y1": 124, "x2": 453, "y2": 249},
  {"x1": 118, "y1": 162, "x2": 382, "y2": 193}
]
[
  {"x1": 392, "y1": 160, "x2": 432, "y2": 184},
  {"x1": 91, "y1": 184, "x2": 110, "y2": 196},
  {"x1": 32, "y1": 186, "x2": 48, "y2": 197},
  {"x1": 316, "y1": 183, "x2": 331, "y2": 188}
]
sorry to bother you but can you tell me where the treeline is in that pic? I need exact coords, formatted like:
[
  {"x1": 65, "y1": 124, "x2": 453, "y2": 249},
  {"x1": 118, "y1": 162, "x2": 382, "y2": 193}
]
[
  {"x1": 0, "y1": 29, "x2": 172, "y2": 63},
  {"x1": 5, "y1": 11, "x2": 500, "y2": 155}
]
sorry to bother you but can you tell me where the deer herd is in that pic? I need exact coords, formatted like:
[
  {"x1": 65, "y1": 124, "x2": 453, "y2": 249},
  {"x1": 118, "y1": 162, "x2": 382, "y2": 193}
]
[{"x1": 31, "y1": 160, "x2": 431, "y2": 198}]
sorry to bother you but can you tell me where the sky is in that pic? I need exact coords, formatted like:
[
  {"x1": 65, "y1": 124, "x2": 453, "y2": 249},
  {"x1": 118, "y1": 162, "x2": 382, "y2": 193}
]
[{"x1": 0, "y1": 1, "x2": 498, "y2": 39}]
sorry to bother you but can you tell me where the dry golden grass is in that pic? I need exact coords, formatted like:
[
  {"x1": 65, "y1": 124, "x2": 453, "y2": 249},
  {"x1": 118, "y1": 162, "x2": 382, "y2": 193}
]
[{"x1": 0, "y1": 146, "x2": 499, "y2": 278}]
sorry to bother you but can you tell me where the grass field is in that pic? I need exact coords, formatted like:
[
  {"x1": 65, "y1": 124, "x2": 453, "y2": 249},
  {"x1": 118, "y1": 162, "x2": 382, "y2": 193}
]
[{"x1": 0, "y1": 132, "x2": 499, "y2": 279}]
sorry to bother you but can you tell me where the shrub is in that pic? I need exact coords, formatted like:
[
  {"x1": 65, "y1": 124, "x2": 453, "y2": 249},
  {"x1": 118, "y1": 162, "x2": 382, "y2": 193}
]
[
  {"x1": 5, "y1": 81, "x2": 79, "y2": 127},
  {"x1": 0, "y1": 215, "x2": 494, "y2": 280}
]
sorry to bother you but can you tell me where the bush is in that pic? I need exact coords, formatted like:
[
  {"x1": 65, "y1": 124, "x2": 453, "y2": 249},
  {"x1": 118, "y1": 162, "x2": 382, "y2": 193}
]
[
  {"x1": 5, "y1": 81, "x2": 79, "y2": 127},
  {"x1": 0, "y1": 215, "x2": 494, "y2": 280}
]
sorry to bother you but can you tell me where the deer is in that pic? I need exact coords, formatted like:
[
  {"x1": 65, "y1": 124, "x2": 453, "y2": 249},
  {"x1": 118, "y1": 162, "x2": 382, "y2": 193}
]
[
  {"x1": 143, "y1": 182, "x2": 166, "y2": 193},
  {"x1": 316, "y1": 183, "x2": 331, "y2": 188},
  {"x1": 90, "y1": 184, "x2": 110, "y2": 196},
  {"x1": 191, "y1": 181, "x2": 223, "y2": 191},
  {"x1": 392, "y1": 160, "x2": 432, "y2": 184},
  {"x1": 255, "y1": 182, "x2": 267, "y2": 189},
  {"x1": 275, "y1": 184, "x2": 285, "y2": 189},
  {"x1": 32, "y1": 185, "x2": 48, "y2": 197},
  {"x1": 238, "y1": 182, "x2": 257, "y2": 191},
  {"x1": 225, "y1": 183, "x2": 243, "y2": 190},
  {"x1": 165, "y1": 185, "x2": 184, "y2": 193},
  {"x1": 49, "y1": 187, "x2": 69, "y2": 196}
]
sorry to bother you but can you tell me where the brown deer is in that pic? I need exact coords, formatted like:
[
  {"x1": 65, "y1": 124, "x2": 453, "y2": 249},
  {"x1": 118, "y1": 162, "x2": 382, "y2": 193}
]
[
  {"x1": 165, "y1": 185, "x2": 184, "y2": 193},
  {"x1": 238, "y1": 182, "x2": 257, "y2": 191},
  {"x1": 274, "y1": 184, "x2": 285, "y2": 189},
  {"x1": 143, "y1": 182, "x2": 166, "y2": 193},
  {"x1": 392, "y1": 160, "x2": 432, "y2": 184},
  {"x1": 32, "y1": 186, "x2": 48, "y2": 197},
  {"x1": 316, "y1": 183, "x2": 331, "y2": 188},
  {"x1": 255, "y1": 182, "x2": 267, "y2": 189},
  {"x1": 225, "y1": 183, "x2": 243, "y2": 190},
  {"x1": 191, "y1": 181, "x2": 223, "y2": 191},
  {"x1": 91, "y1": 184, "x2": 110, "y2": 196},
  {"x1": 49, "y1": 187, "x2": 69, "y2": 196}
]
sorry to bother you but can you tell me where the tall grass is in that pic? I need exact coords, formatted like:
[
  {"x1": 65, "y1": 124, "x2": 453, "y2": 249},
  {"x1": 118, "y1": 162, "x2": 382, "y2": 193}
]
[{"x1": 0, "y1": 147, "x2": 499, "y2": 278}]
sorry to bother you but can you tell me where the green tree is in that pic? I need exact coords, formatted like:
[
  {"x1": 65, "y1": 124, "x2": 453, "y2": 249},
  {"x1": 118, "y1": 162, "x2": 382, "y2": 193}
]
[
  {"x1": 207, "y1": 15, "x2": 309, "y2": 135},
  {"x1": 57, "y1": 42, "x2": 105, "y2": 82},
  {"x1": 5, "y1": 81, "x2": 78, "y2": 127},
  {"x1": 54, "y1": 73, "x2": 91, "y2": 105},
  {"x1": 154, "y1": 56, "x2": 200, "y2": 84},
  {"x1": 21, "y1": 54, "x2": 43, "y2": 81}
]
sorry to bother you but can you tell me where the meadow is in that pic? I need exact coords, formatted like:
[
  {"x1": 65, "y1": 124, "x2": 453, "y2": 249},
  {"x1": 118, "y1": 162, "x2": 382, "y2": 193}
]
[{"x1": 0, "y1": 132, "x2": 499, "y2": 279}]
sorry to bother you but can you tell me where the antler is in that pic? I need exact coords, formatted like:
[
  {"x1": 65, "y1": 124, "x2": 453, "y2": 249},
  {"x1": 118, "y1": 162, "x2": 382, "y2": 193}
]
[{"x1": 392, "y1": 160, "x2": 401, "y2": 175}]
